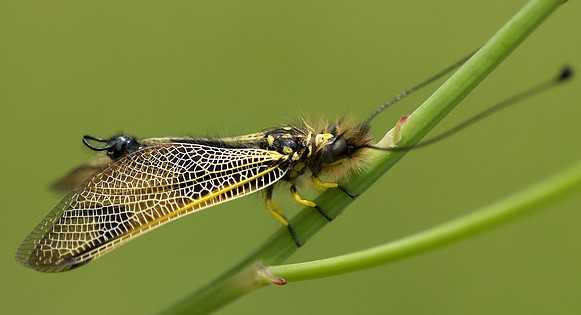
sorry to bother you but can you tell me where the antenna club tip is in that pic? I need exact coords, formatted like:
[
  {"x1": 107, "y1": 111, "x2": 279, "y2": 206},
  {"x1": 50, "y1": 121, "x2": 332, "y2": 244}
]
[{"x1": 557, "y1": 65, "x2": 573, "y2": 82}]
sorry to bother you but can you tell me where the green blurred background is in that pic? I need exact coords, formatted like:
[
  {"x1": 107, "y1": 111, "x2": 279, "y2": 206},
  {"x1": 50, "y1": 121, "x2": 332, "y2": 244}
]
[{"x1": 1, "y1": 1, "x2": 580, "y2": 314}]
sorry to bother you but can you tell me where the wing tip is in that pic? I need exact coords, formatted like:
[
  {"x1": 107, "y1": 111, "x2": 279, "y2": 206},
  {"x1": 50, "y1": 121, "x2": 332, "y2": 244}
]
[
  {"x1": 15, "y1": 231, "x2": 85, "y2": 273},
  {"x1": 15, "y1": 245, "x2": 84, "y2": 273}
]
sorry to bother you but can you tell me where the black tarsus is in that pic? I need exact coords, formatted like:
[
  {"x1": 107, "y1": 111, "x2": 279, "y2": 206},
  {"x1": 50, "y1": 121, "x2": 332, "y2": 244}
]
[
  {"x1": 337, "y1": 185, "x2": 357, "y2": 199},
  {"x1": 289, "y1": 184, "x2": 334, "y2": 222},
  {"x1": 265, "y1": 186, "x2": 303, "y2": 247},
  {"x1": 287, "y1": 225, "x2": 302, "y2": 247},
  {"x1": 314, "y1": 205, "x2": 334, "y2": 222}
]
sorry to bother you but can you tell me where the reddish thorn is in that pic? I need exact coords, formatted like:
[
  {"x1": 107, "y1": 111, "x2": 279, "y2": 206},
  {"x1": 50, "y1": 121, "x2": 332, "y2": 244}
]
[
  {"x1": 271, "y1": 277, "x2": 288, "y2": 286},
  {"x1": 399, "y1": 115, "x2": 409, "y2": 124}
]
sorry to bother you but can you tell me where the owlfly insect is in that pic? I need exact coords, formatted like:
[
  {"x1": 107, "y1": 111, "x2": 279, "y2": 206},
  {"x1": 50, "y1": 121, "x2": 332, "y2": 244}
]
[{"x1": 16, "y1": 53, "x2": 573, "y2": 272}]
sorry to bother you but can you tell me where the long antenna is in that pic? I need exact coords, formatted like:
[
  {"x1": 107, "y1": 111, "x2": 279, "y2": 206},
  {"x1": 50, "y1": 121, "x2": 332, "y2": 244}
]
[
  {"x1": 365, "y1": 50, "x2": 476, "y2": 124},
  {"x1": 365, "y1": 66, "x2": 574, "y2": 152}
]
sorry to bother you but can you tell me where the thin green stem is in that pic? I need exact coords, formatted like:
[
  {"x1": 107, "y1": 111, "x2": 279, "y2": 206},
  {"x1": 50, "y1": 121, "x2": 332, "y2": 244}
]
[
  {"x1": 266, "y1": 159, "x2": 581, "y2": 282},
  {"x1": 158, "y1": 1, "x2": 567, "y2": 314}
]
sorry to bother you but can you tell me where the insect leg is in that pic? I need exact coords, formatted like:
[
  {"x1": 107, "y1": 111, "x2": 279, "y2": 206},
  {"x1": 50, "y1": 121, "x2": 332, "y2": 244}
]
[
  {"x1": 337, "y1": 186, "x2": 357, "y2": 199},
  {"x1": 265, "y1": 187, "x2": 302, "y2": 247},
  {"x1": 312, "y1": 176, "x2": 357, "y2": 199},
  {"x1": 290, "y1": 185, "x2": 333, "y2": 222},
  {"x1": 312, "y1": 176, "x2": 338, "y2": 189}
]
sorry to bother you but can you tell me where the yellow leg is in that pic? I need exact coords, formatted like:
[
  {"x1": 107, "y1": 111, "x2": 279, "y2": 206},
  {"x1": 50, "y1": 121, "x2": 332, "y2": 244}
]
[
  {"x1": 265, "y1": 193, "x2": 289, "y2": 226},
  {"x1": 290, "y1": 185, "x2": 317, "y2": 207},
  {"x1": 265, "y1": 188, "x2": 302, "y2": 246},
  {"x1": 313, "y1": 175, "x2": 357, "y2": 199},
  {"x1": 290, "y1": 185, "x2": 333, "y2": 221},
  {"x1": 312, "y1": 176, "x2": 338, "y2": 190}
]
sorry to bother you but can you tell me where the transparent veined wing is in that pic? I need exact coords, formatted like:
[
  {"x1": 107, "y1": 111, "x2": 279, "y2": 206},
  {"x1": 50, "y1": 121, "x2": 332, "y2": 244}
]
[
  {"x1": 50, "y1": 134, "x2": 269, "y2": 193},
  {"x1": 50, "y1": 152, "x2": 110, "y2": 192},
  {"x1": 17, "y1": 142, "x2": 288, "y2": 272}
]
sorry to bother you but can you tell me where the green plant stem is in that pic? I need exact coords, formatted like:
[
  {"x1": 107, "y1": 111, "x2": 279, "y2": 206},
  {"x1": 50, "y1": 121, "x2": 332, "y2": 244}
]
[
  {"x1": 266, "y1": 159, "x2": 581, "y2": 282},
  {"x1": 158, "y1": 1, "x2": 566, "y2": 314}
]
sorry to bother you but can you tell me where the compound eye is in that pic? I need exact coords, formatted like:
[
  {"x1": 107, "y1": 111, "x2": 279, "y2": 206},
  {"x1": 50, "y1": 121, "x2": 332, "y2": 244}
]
[
  {"x1": 331, "y1": 138, "x2": 347, "y2": 156},
  {"x1": 108, "y1": 138, "x2": 127, "y2": 159},
  {"x1": 321, "y1": 137, "x2": 347, "y2": 164}
]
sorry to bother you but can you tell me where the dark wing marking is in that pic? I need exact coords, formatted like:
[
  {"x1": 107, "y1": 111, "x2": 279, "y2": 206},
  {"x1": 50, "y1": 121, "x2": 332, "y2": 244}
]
[{"x1": 17, "y1": 143, "x2": 288, "y2": 272}]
